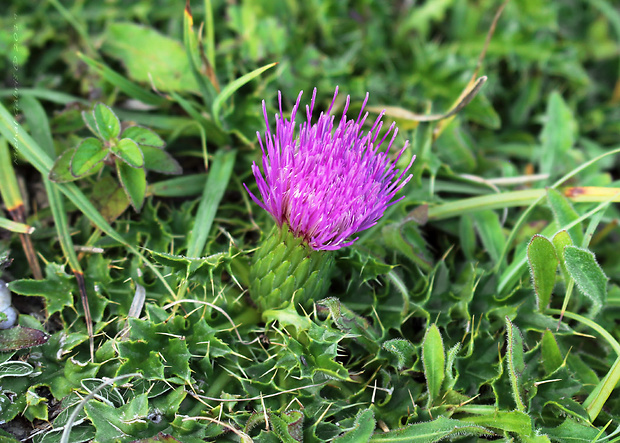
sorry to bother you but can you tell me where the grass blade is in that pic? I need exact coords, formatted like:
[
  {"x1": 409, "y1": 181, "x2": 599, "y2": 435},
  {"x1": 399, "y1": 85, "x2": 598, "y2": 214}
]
[
  {"x1": 0, "y1": 216, "x2": 34, "y2": 234},
  {"x1": 0, "y1": 138, "x2": 42, "y2": 279},
  {"x1": 212, "y1": 62, "x2": 277, "y2": 128}
]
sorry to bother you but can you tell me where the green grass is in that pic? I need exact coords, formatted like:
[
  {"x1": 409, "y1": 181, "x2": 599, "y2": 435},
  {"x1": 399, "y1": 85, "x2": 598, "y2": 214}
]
[{"x1": 1, "y1": 1, "x2": 620, "y2": 442}]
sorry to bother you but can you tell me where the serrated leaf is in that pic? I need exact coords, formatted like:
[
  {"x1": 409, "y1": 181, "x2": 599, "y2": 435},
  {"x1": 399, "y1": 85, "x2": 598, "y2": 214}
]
[
  {"x1": 334, "y1": 408, "x2": 375, "y2": 442},
  {"x1": 505, "y1": 317, "x2": 526, "y2": 411},
  {"x1": 70, "y1": 137, "x2": 106, "y2": 177},
  {"x1": 369, "y1": 416, "x2": 494, "y2": 442},
  {"x1": 113, "y1": 138, "x2": 144, "y2": 168},
  {"x1": 564, "y1": 246, "x2": 607, "y2": 317},
  {"x1": 547, "y1": 188, "x2": 584, "y2": 246},
  {"x1": 49, "y1": 147, "x2": 81, "y2": 183},
  {"x1": 141, "y1": 145, "x2": 182, "y2": 174},
  {"x1": 116, "y1": 159, "x2": 146, "y2": 212},
  {"x1": 9, "y1": 263, "x2": 74, "y2": 316},
  {"x1": 122, "y1": 126, "x2": 165, "y2": 148},
  {"x1": 85, "y1": 394, "x2": 149, "y2": 441},
  {"x1": 422, "y1": 324, "x2": 445, "y2": 406},
  {"x1": 527, "y1": 234, "x2": 558, "y2": 310},
  {"x1": 93, "y1": 103, "x2": 121, "y2": 141},
  {"x1": 117, "y1": 340, "x2": 165, "y2": 379}
]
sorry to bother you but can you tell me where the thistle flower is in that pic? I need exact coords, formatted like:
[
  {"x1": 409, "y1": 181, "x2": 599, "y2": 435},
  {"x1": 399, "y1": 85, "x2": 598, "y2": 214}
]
[{"x1": 245, "y1": 87, "x2": 415, "y2": 311}]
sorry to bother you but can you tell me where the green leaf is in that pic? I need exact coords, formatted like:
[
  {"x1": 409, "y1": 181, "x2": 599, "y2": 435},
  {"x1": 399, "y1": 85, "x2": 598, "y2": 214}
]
[
  {"x1": 70, "y1": 137, "x2": 106, "y2": 177},
  {"x1": 472, "y1": 210, "x2": 505, "y2": 266},
  {"x1": 547, "y1": 188, "x2": 584, "y2": 246},
  {"x1": 505, "y1": 317, "x2": 526, "y2": 411},
  {"x1": 93, "y1": 103, "x2": 121, "y2": 141},
  {"x1": 422, "y1": 324, "x2": 445, "y2": 406},
  {"x1": 141, "y1": 145, "x2": 182, "y2": 175},
  {"x1": 212, "y1": 62, "x2": 277, "y2": 127},
  {"x1": 102, "y1": 22, "x2": 198, "y2": 93},
  {"x1": 541, "y1": 417, "x2": 599, "y2": 442},
  {"x1": 113, "y1": 138, "x2": 144, "y2": 168},
  {"x1": 383, "y1": 339, "x2": 416, "y2": 370},
  {"x1": 461, "y1": 410, "x2": 532, "y2": 436},
  {"x1": 122, "y1": 125, "x2": 165, "y2": 148},
  {"x1": 552, "y1": 230, "x2": 573, "y2": 279},
  {"x1": 539, "y1": 91, "x2": 577, "y2": 177},
  {"x1": 0, "y1": 361, "x2": 33, "y2": 378},
  {"x1": 527, "y1": 234, "x2": 558, "y2": 310},
  {"x1": 9, "y1": 263, "x2": 74, "y2": 316},
  {"x1": 91, "y1": 176, "x2": 130, "y2": 222},
  {"x1": 116, "y1": 159, "x2": 146, "y2": 212},
  {"x1": 333, "y1": 408, "x2": 375, "y2": 442},
  {"x1": 24, "y1": 387, "x2": 48, "y2": 421},
  {"x1": 147, "y1": 173, "x2": 206, "y2": 197},
  {"x1": 77, "y1": 53, "x2": 167, "y2": 107},
  {"x1": 541, "y1": 330, "x2": 564, "y2": 375},
  {"x1": 563, "y1": 246, "x2": 607, "y2": 317},
  {"x1": 186, "y1": 149, "x2": 236, "y2": 258},
  {"x1": 85, "y1": 394, "x2": 149, "y2": 441},
  {"x1": 49, "y1": 147, "x2": 81, "y2": 183},
  {"x1": 117, "y1": 340, "x2": 165, "y2": 380},
  {"x1": 369, "y1": 416, "x2": 494, "y2": 442},
  {"x1": 82, "y1": 109, "x2": 101, "y2": 138}
]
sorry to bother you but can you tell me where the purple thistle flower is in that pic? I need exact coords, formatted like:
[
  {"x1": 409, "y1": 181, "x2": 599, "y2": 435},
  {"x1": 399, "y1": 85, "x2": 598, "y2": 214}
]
[{"x1": 244, "y1": 87, "x2": 415, "y2": 251}]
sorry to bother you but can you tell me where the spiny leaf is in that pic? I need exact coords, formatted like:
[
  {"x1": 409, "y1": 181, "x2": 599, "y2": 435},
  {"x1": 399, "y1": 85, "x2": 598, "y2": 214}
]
[{"x1": 333, "y1": 408, "x2": 375, "y2": 442}]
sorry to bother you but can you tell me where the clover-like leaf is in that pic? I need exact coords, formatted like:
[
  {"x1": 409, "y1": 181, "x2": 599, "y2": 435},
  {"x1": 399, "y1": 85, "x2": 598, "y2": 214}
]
[
  {"x1": 49, "y1": 147, "x2": 80, "y2": 183},
  {"x1": 123, "y1": 125, "x2": 165, "y2": 148},
  {"x1": 116, "y1": 159, "x2": 146, "y2": 212},
  {"x1": 141, "y1": 145, "x2": 182, "y2": 174},
  {"x1": 93, "y1": 103, "x2": 121, "y2": 141},
  {"x1": 71, "y1": 137, "x2": 107, "y2": 177},
  {"x1": 113, "y1": 138, "x2": 144, "y2": 168}
]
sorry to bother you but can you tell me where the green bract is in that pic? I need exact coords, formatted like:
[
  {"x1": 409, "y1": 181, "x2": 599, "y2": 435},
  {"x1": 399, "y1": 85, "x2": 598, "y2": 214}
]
[{"x1": 250, "y1": 225, "x2": 334, "y2": 312}]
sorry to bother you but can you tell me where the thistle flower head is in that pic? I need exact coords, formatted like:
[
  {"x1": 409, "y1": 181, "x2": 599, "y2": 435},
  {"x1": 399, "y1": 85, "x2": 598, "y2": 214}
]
[{"x1": 245, "y1": 87, "x2": 415, "y2": 251}]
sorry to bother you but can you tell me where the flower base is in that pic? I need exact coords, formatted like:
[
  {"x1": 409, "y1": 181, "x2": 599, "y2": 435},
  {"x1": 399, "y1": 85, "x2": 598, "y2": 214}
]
[{"x1": 250, "y1": 225, "x2": 334, "y2": 312}]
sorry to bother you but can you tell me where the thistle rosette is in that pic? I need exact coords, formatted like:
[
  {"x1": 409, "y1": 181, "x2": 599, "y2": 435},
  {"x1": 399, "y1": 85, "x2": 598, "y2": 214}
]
[{"x1": 245, "y1": 88, "x2": 415, "y2": 311}]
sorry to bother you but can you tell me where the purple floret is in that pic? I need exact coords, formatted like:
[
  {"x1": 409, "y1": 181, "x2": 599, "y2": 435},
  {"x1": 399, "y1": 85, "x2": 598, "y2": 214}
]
[{"x1": 244, "y1": 87, "x2": 415, "y2": 251}]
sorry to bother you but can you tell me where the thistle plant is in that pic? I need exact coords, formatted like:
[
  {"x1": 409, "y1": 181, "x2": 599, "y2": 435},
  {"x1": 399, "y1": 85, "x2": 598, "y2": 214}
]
[{"x1": 245, "y1": 88, "x2": 415, "y2": 311}]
